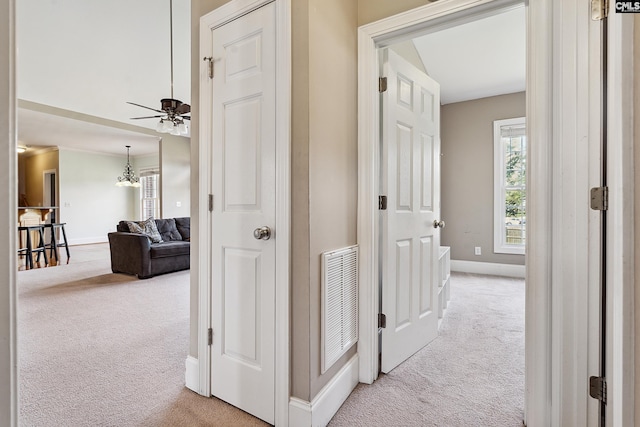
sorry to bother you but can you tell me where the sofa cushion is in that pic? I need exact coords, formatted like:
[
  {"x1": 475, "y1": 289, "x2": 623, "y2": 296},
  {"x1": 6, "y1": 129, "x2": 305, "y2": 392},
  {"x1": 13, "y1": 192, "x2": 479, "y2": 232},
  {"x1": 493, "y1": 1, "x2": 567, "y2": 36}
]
[
  {"x1": 117, "y1": 221, "x2": 129, "y2": 232},
  {"x1": 127, "y1": 218, "x2": 163, "y2": 243},
  {"x1": 155, "y1": 218, "x2": 182, "y2": 242},
  {"x1": 175, "y1": 217, "x2": 190, "y2": 241},
  {"x1": 149, "y1": 241, "x2": 190, "y2": 258}
]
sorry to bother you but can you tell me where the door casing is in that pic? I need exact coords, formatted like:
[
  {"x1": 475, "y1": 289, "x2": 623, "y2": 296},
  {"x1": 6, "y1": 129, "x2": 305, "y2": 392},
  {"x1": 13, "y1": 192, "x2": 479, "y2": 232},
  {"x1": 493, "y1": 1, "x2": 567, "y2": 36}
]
[
  {"x1": 198, "y1": 0, "x2": 291, "y2": 426},
  {"x1": 605, "y1": 9, "x2": 635, "y2": 427}
]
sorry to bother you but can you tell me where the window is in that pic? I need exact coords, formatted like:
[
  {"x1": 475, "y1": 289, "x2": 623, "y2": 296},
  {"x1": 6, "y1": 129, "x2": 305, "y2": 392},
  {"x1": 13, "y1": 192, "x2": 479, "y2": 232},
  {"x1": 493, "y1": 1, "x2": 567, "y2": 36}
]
[
  {"x1": 494, "y1": 117, "x2": 526, "y2": 255},
  {"x1": 140, "y1": 168, "x2": 160, "y2": 220}
]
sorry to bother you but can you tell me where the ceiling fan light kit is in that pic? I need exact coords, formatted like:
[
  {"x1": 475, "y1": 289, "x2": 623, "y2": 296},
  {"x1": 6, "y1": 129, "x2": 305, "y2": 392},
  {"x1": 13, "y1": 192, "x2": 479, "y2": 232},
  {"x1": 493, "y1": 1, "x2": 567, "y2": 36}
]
[{"x1": 128, "y1": 0, "x2": 190, "y2": 136}]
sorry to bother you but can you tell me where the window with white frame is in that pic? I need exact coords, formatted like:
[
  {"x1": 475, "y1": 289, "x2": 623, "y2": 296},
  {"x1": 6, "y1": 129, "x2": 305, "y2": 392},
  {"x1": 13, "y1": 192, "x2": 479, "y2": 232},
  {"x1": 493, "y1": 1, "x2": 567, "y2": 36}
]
[
  {"x1": 140, "y1": 168, "x2": 160, "y2": 220},
  {"x1": 494, "y1": 117, "x2": 526, "y2": 255}
]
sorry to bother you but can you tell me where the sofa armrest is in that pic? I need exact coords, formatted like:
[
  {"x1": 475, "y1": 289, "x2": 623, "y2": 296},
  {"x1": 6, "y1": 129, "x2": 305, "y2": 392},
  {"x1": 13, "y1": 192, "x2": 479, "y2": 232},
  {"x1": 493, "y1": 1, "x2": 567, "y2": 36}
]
[{"x1": 108, "y1": 232, "x2": 152, "y2": 278}]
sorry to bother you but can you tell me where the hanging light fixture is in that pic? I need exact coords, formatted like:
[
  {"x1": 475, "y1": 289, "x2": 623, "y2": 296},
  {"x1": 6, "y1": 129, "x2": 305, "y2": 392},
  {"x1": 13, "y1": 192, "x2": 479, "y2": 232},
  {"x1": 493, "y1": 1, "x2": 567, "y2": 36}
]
[{"x1": 116, "y1": 145, "x2": 141, "y2": 187}]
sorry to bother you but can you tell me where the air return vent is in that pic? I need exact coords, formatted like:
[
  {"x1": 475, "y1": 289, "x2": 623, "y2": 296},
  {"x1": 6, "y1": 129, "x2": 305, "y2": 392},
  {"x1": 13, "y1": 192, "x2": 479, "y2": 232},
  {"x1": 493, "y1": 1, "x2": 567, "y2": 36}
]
[{"x1": 321, "y1": 245, "x2": 358, "y2": 374}]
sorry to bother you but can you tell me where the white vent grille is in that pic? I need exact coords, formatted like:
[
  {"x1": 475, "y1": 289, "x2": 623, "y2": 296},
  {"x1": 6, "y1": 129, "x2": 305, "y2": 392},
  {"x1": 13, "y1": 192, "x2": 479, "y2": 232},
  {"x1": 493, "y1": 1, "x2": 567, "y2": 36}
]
[{"x1": 321, "y1": 245, "x2": 358, "y2": 374}]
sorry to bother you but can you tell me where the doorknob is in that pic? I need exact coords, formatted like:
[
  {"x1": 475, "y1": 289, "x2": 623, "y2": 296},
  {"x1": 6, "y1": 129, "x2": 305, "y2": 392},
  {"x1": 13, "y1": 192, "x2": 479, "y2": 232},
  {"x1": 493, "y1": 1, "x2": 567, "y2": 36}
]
[
  {"x1": 253, "y1": 226, "x2": 272, "y2": 240},
  {"x1": 433, "y1": 220, "x2": 445, "y2": 229}
]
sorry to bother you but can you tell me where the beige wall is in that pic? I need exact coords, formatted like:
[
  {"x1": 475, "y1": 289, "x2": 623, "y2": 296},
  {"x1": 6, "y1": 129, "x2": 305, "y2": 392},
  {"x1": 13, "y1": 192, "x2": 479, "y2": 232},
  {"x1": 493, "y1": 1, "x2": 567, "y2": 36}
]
[
  {"x1": 22, "y1": 149, "x2": 59, "y2": 209},
  {"x1": 635, "y1": 14, "x2": 640, "y2": 427},
  {"x1": 292, "y1": 0, "x2": 360, "y2": 401},
  {"x1": 307, "y1": 0, "x2": 359, "y2": 398},
  {"x1": 0, "y1": 0, "x2": 16, "y2": 424},
  {"x1": 291, "y1": 0, "x2": 312, "y2": 399},
  {"x1": 358, "y1": 0, "x2": 433, "y2": 26},
  {"x1": 441, "y1": 92, "x2": 526, "y2": 265}
]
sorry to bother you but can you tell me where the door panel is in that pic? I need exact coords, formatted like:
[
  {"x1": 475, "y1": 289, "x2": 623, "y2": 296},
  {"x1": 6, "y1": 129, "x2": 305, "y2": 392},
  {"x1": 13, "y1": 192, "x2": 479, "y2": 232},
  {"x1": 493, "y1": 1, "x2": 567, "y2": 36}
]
[
  {"x1": 381, "y1": 49, "x2": 441, "y2": 373},
  {"x1": 209, "y1": 2, "x2": 276, "y2": 424}
]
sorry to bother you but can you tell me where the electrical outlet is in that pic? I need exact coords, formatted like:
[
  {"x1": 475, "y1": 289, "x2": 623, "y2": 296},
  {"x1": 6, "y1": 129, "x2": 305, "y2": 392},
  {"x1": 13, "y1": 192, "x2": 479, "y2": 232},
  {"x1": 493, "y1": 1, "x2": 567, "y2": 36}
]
[
  {"x1": 474, "y1": 246, "x2": 481, "y2": 256},
  {"x1": 176, "y1": 201, "x2": 182, "y2": 207}
]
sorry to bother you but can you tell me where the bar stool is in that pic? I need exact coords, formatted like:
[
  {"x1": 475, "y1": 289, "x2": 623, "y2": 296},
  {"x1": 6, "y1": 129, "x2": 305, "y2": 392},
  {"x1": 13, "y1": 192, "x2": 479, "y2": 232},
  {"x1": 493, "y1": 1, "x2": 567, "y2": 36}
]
[
  {"x1": 17, "y1": 225, "x2": 48, "y2": 269},
  {"x1": 44, "y1": 223, "x2": 70, "y2": 264}
]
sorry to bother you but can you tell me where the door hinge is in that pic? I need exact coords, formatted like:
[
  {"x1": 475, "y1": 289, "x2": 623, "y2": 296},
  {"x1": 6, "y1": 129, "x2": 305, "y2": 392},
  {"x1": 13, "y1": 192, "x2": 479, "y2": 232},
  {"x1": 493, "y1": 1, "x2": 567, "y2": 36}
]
[
  {"x1": 379, "y1": 77, "x2": 388, "y2": 93},
  {"x1": 589, "y1": 376, "x2": 607, "y2": 404},
  {"x1": 208, "y1": 328, "x2": 213, "y2": 345},
  {"x1": 209, "y1": 194, "x2": 214, "y2": 212},
  {"x1": 203, "y1": 56, "x2": 214, "y2": 79},
  {"x1": 590, "y1": 186, "x2": 608, "y2": 211},
  {"x1": 379, "y1": 195, "x2": 388, "y2": 210},
  {"x1": 591, "y1": 0, "x2": 608, "y2": 20},
  {"x1": 378, "y1": 313, "x2": 387, "y2": 328}
]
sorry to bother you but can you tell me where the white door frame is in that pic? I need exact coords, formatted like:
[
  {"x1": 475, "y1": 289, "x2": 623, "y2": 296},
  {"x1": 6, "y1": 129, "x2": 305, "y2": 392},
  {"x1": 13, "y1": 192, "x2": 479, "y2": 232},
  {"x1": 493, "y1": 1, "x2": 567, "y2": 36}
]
[
  {"x1": 197, "y1": 0, "x2": 291, "y2": 426},
  {"x1": 358, "y1": 0, "x2": 634, "y2": 425},
  {"x1": 605, "y1": 10, "x2": 635, "y2": 427}
]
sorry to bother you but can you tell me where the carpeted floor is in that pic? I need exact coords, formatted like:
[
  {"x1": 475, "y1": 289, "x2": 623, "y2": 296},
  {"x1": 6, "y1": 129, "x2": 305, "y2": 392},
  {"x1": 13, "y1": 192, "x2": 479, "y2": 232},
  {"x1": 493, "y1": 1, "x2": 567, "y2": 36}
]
[
  {"x1": 18, "y1": 244, "x2": 524, "y2": 426},
  {"x1": 329, "y1": 272, "x2": 525, "y2": 427},
  {"x1": 18, "y1": 243, "x2": 266, "y2": 427}
]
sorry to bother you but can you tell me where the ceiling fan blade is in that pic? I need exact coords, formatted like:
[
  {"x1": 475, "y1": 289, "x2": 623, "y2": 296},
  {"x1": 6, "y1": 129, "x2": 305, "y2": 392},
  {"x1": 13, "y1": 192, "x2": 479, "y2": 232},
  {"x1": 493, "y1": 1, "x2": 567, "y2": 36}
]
[
  {"x1": 180, "y1": 115, "x2": 191, "y2": 120},
  {"x1": 130, "y1": 115, "x2": 164, "y2": 120},
  {"x1": 126, "y1": 101, "x2": 164, "y2": 113},
  {"x1": 176, "y1": 103, "x2": 191, "y2": 114}
]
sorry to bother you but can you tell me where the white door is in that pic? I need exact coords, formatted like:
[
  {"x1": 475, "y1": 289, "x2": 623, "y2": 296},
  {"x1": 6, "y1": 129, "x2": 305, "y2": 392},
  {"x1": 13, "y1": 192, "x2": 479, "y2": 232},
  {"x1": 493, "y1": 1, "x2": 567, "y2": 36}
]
[
  {"x1": 380, "y1": 49, "x2": 441, "y2": 373},
  {"x1": 209, "y1": 2, "x2": 276, "y2": 424}
]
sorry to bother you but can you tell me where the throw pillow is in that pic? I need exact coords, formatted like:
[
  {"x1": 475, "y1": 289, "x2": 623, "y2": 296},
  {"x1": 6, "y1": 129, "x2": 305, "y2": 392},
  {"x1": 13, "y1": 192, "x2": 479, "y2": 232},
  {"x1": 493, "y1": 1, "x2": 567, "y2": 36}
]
[
  {"x1": 127, "y1": 218, "x2": 163, "y2": 243},
  {"x1": 175, "y1": 217, "x2": 190, "y2": 241},
  {"x1": 155, "y1": 218, "x2": 182, "y2": 241}
]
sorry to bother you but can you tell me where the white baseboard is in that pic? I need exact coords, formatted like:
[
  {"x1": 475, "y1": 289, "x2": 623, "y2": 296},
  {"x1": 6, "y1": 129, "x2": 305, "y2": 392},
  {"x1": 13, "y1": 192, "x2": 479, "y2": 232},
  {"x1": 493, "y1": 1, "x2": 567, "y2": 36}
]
[
  {"x1": 451, "y1": 260, "x2": 525, "y2": 278},
  {"x1": 289, "y1": 354, "x2": 359, "y2": 427},
  {"x1": 67, "y1": 236, "x2": 108, "y2": 246},
  {"x1": 185, "y1": 356, "x2": 199, "y2": 392}
]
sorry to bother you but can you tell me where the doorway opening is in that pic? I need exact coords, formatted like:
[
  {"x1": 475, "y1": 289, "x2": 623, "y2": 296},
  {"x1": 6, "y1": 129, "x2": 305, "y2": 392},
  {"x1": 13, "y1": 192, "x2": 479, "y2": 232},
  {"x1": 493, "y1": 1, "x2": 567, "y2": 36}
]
[
  {"x1": 42, "y1": 169, "x2": 56, "y2": 222},
  {"x1": 374, "y1": 0, "x2": 527, "y2": 413},
  {"x1": 356, "y1": 0, "x2": 555, "y2": 424}
]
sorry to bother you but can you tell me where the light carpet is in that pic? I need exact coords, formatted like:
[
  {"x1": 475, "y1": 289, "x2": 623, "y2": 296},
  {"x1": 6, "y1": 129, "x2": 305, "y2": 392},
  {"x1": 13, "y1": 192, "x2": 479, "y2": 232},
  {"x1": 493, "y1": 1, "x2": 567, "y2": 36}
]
[
  {"x1": 19, "y1": 245, "x2": 524, "y2": 426},
  {"x1": 18, "y1": 243, "x2": 266, "y2": 427},
  {"x1": 329, "y1": 272, "x2": 525, "y2": 427}
]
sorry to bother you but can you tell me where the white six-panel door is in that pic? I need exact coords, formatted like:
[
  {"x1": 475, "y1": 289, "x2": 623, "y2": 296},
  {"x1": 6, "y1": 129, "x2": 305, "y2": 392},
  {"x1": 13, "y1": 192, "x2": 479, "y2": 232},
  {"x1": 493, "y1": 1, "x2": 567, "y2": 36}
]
[
  {"x1": 381, "y1": 49, "x2": 441, "y2": 373},
  {"x1": 209, "y1": 2, "x2": 276, "y2": 424}
]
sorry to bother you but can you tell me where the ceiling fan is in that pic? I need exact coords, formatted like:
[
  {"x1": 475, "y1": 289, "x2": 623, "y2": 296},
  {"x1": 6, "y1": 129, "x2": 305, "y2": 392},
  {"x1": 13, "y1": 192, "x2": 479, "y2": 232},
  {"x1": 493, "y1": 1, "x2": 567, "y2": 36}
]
[{"x1": 128, "y1": 0, "x2": 189, "y2": 136}]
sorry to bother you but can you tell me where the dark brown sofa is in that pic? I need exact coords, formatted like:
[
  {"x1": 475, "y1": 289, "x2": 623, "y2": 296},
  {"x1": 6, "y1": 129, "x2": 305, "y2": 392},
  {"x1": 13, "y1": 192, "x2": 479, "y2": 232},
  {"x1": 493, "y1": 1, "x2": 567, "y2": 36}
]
[{"x1": 108, "y1": 217, "x2": 190, "y2": 279}]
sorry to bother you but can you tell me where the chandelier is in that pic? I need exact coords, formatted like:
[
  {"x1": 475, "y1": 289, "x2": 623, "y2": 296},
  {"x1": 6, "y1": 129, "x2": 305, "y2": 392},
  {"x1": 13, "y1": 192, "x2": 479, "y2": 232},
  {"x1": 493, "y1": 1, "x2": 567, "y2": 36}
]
[{"x1": 116, "y1": 145, "x2": 141, "y2": 187}]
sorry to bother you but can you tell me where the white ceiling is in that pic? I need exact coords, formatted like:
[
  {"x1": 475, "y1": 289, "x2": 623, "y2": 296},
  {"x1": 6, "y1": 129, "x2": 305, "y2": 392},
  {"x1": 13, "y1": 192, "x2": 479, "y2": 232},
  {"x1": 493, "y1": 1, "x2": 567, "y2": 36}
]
[
  {"x1": 16, "y1": 2, "x2": 524, "y2": 157},
  {"x1": 412, "y1": 6, "x2": 526, "y2": 105},
  {"x1": 18, "y1": 108, "x2": 159, "y2": 157},
  {"x1": 16, "y1": 0, "x2": 190, "y2": 156}
]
